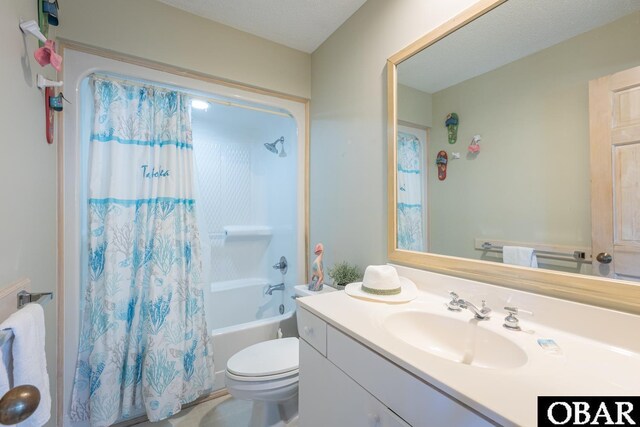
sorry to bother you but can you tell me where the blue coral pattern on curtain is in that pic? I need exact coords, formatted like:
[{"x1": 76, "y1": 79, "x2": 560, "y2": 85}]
[
  {"x1": 397, "y1": 132, "x2": 424, "y2": 251},
  {"x1": 70, "y1": 75, "x2": 213, "y2": 426}
]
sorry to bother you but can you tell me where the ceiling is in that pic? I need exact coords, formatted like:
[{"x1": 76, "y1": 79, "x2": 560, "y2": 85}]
[
  {"x1": 156, "y1": 0, "x2": 367, "y2": 53},
  {"x1": 398, "y1": 0, "x2": 640, "y2": 94}
]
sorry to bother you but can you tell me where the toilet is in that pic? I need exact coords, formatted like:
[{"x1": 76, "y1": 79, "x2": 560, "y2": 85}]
[{"x1": 225, "y1": 337, "x2": 300, "y2": 427}]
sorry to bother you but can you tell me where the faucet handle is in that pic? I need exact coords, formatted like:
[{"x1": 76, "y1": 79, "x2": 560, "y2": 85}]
[
  {"x1": 504, "y1": 306, "x2": 533, "y2": 316},
  {"x1": 447, "y1": 291, "x2": 462, "y2": 311},
  {"x1": 503, "y1": 306, "x2": 533, "y2": 331}
]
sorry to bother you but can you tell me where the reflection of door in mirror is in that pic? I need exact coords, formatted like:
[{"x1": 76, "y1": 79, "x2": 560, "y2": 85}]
[
  {"x1": 590, "y1": 65, "x2": 640, "y2": 281},
  {"x1": 397, "y1": 124, "x2": 428, "y2": 252}
]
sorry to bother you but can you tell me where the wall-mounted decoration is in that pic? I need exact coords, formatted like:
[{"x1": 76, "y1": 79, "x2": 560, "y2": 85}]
[
  {"x1": 41, "y1": 0, "x2": 59, "y2": 27},
  {"x1": 37, "y1": 0, "x2": 49, "y2": 46},
  {"x1": 49, "y1": 92, "x2": 68, "y2": 112},
  {"x1": 436, "y1": 150, "x2": 448, "y2": 181},
  {"x1": 20, "y1": 19, "x2": 61, "y2": 71},
  {"x1": 36, "y1": 74, "x2": 63, "y2": 90},
  {"x1": 44, "y1": 87, "x2": 54, "y2": 144},
  {"x1": 34, "y1": 40, "x2": 62, "y2": 72},
  {"x1": 445, "y1": 112, "x2": 459, "y2": 144},
  {"x1": 20, "y1": 19, "x2": 64, "y2": 144},
  {"x1": 468, "y1": 134, "x2": 481, "y2": 154},
  {"x1": 38, "y1": 76, "x2": 64, "y2": 144}
]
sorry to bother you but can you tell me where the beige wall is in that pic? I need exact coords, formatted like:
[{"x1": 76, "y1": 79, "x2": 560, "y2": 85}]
[
  {"x1": 58, "y1": 0, "x2": 311, "y2": 99},
  {"x1": 310, "y1": 0, "x2": 479, "y2": 270},
  {"x1": 398, "y1": 84, "x2": 432, "y2": 128},
  {"x1": 427, "y1": 12, "x2": 640, "y2": 273},
  {"x1": 0, "y1": 1, "x2": 58, "y2": 425}
]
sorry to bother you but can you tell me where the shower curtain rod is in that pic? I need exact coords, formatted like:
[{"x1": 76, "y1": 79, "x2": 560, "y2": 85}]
[
  {"x1": 196, "y1": 96, "x2": 292, "y2": 118},
  {"x1": 93, "y1": 72, "x2": 292, "y2": 119}
]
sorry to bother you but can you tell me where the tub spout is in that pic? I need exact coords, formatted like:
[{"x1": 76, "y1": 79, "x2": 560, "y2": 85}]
[{"x1": 265, "y1": 283, "x2": 285, "y2": 295}]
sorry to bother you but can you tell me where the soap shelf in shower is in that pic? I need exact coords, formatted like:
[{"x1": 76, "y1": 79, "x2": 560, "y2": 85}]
[{"x1": 210, "y1": 226, "x2": 273, "y2": 240}]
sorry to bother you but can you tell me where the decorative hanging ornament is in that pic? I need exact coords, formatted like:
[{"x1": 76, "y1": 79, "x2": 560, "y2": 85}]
[
  {"x1": 468, "y1": 134, "x2": 481, "y2": 153},
  {"x1": 445, "y1": 113, "x2": 459, "y2": 144},
  {"x1": 45, "y1": 87, "x2": 54, "y2": 144}
]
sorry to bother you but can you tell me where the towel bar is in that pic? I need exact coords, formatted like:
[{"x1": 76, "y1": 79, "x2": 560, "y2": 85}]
[
  {"x1": 481, "y1": 242, "x2": 586, "y2": 260},
  {"x1": 17, "y1": 291, "x2": 53, "y2": 309},
  {"x1": 0, "y1": 290, "x2": 54, "y2": 347}
]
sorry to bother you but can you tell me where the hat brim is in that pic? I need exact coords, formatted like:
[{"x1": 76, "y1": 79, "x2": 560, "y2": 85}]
[{"x1": 344, "y1": 276, "x2": 417, "y2": 303}]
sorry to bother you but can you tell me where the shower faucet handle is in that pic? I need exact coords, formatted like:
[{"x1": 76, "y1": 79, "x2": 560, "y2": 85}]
[{"x1": 272, "y1": 256, "x2": 288, "y2": 275}]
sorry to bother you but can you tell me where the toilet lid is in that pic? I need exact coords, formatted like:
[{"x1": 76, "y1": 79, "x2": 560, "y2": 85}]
[{"x1": 227, "y1": 337, "x2": 299, "y2": 378}]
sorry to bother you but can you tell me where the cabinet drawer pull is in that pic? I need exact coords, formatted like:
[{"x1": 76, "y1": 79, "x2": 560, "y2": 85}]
[
  {"x1": 303, "y1": 326, "x2": 314, "y2": 335},
  {"x1": 368, "y1": 413, "x2": 381, "y2": 425}
]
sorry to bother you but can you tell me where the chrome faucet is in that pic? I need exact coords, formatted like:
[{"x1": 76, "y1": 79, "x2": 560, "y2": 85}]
[
  {"x1": 447, "y1": 291, "x2": 491, "y2": 320},
  {"x1": 458, "y1": 298, "x2": 492, "y2": 320},
  {"x1": 265, "y1": 283, "x2": 285, "y2": 295}
]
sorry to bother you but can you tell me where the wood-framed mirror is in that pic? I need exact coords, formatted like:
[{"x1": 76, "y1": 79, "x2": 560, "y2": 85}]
[{"x1": 387, "y1": 0, "x2": 640, "y2": 314}]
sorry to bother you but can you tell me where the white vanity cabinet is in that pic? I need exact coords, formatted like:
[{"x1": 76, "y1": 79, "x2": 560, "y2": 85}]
[
  {"x1": 297, "y1": 308, "x2": 495, "y2": 427},
  {"x1": 299, "y1": 339, "x2": 410, "y2": 427}
]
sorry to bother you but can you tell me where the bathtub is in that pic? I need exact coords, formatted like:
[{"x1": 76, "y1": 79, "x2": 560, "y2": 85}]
[{"x1": 205, "y1": 278, "x2": 298, "y2": 390}]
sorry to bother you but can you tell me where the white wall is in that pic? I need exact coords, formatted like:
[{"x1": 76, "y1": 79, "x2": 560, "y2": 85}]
[
  {"x1": 57, "y1": 0, "x2": 311, "y2": 99},
  {"x1": 310, "y1": 0, "x2": 480, "y2": 271},
  {"x1": 0, "y1": 1, "x2": 58, "y2": 425}
]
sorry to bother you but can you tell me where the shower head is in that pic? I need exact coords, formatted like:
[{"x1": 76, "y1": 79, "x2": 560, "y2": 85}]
[
  {"x1": 264, "y1": 137, "x2": 286, "y2": 157},
  {"x1": 264, "y1": 141, "x2": 279, "y2": 154}
]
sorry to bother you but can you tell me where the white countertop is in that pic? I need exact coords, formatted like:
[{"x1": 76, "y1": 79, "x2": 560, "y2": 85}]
[{"x1": 297, "y1": 286, "x2": 640, "y2": 426}]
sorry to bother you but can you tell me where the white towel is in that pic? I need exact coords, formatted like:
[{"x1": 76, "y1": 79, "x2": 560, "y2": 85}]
[
  {"x1": 0, "y1": 304, "x2": 51, "y2": 427},
  {"x1": 503, "y1": 246, "x2": 538, "y2": 268},
  {"x1": 0, "y1": 336, "x2": 12, "y2": 402}
]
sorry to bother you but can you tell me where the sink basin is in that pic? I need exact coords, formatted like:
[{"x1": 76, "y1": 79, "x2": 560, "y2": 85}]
[{"x1": 383, "y1": 311, "x2": 528, "y2": 369}]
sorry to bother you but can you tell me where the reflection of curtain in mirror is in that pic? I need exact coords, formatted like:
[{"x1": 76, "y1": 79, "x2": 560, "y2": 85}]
[{"x1": 397, "y1": 132, "x2": 424, "y2": 251}]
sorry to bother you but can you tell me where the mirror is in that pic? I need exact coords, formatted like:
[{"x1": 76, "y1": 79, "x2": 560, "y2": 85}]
[{"x1": 388, "y1": 0, "x2": 640, "y2": 312}]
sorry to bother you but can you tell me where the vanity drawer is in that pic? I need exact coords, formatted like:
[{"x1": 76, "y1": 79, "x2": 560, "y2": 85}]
[
  {"x1": 297, "y1": 308, "x2": 327, "y2": 356},
  {"x1": 327, "y1": 326, "x2": 496, "y2": 427}
]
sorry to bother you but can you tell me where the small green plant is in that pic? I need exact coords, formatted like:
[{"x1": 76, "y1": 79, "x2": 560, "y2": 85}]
[{"x1": 328, "y1": 262, "x2": 362, "y2": 287}]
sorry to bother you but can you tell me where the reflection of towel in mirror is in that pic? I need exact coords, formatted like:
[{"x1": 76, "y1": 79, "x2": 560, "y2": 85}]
[{"x1": 503, "y1": 246, "x2": 538, "y2": 268}]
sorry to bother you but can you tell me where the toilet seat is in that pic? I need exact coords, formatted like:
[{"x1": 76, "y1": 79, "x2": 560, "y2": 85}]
[
  {"x1": 226, "y1": 337, "x2": 299, "y2": 382},
  {"x1": 226, "y1": 368, "x2": 299, "y2": 382}
]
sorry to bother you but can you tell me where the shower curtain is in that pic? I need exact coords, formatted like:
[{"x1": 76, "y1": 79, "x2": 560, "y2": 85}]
[
  {"x1": 397, "y1": 132, "x2": 424, "y2": 251},
  {"x1": 70, "y1": 76, "x2": 213, "y2": 426}
]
